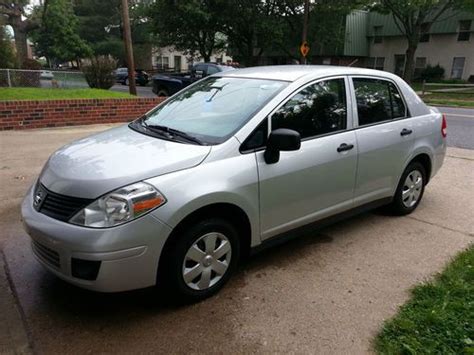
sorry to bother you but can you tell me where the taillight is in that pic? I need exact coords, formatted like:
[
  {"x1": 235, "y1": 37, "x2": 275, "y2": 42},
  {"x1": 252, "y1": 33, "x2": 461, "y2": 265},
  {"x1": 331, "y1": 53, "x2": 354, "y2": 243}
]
[{"x1": 441, "y1": 114, "x2": 447, "y2": 138}]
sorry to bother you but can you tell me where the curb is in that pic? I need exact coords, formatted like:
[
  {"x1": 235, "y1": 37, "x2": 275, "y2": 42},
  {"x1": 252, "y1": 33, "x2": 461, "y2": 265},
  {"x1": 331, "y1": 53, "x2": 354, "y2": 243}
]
[{"x1": 0, "y1": 250, "x2": 32, "y2": 354}]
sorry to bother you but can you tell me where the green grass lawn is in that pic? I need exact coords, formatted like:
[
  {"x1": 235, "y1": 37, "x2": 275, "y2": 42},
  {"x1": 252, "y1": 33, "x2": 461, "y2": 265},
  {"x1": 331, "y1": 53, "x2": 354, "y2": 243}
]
[
  {"x1": 411, "y1": 82, "x2": 474, "y2": 107},
  {"x1": 0, "y1": 88, "x2": 134, "y2": 101},
  {"x1": 422, "y1": 93, "x2": 474, "y2": 108},
  {"x1": 375, "y1": 245, "x2": 474, "y2": 354}
]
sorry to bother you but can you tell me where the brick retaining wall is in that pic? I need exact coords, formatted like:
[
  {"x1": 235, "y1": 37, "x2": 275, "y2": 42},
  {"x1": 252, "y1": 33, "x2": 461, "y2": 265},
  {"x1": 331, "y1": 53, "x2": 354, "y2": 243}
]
[{"x1": 0, "y1": 98, "x2": 166, "y2": 130}]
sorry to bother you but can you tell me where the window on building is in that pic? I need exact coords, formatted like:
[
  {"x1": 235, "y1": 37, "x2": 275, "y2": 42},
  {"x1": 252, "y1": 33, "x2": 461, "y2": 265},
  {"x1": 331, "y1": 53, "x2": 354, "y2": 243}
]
[
  {"x1": 367, "y1": 57, "x2": 385, "y2": 70},
  {"x1": 156, "y1": 56, "x2": 169, "y2": 69},
  {"x1": 373, "y1": 26, "x2": 383, "y2": 44},
  {"x1": 414, "y1": 57, "x2": 427, "y2": 79},
  {"x1": 394, "y1": 55, "x2": 406, "y2": 76},
  {"x1": 375, "y1": 57, "x2": 385, "y2": 70},
  {"x1": 367, "y1": 57, "x2": 375, "y2": 68},
  {"x1": 451, "y1": 57, "x2": 465, "y2": 79},
  {"x1": 353, "y1": 78, "x2": 407, "y2": 126},
  {"x1": 174, "y1": 56, "x2": 182, "y2": 71},
  {"x1": 458, "y1": 20, "x2": 471, "y2": 41},
  {"x1": 420, "y1": 23, "x2": 430, "y2": 42},
  {"x1": 272, "y1": 79, "x2": 347, "y2": 139}
]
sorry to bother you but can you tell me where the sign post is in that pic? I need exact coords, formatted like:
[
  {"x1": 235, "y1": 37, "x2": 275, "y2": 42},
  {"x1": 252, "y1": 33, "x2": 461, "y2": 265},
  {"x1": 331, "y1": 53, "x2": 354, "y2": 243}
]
[
  {"x1": 300, "y1": 0, "x2": 310, "y2": 64},
  {"x1": 300, "y1": 42, "x2": 310, "y2": 61}
]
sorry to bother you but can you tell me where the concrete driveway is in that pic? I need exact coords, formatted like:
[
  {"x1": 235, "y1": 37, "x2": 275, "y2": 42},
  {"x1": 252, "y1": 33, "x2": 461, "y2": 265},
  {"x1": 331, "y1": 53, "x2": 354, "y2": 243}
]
[{"x1": 0, "y1": 124, "x2": 473, "y2": 354}]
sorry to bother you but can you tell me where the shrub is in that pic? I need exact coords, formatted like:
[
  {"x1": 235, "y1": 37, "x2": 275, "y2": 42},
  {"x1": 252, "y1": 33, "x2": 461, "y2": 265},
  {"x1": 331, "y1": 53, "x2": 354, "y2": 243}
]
[
  {"x1": 82, "y1": 56, "x2": 116, "y2": 90},
  {"x1": 420, "y1": 64, "x2": 445, "y2": 82}
]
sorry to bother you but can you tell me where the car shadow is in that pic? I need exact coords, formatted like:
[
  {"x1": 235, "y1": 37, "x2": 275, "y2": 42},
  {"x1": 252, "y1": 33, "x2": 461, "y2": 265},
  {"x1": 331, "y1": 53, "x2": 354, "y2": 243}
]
[{"x1": 33, "y1": 211, "x2": 376, "y2": 318}]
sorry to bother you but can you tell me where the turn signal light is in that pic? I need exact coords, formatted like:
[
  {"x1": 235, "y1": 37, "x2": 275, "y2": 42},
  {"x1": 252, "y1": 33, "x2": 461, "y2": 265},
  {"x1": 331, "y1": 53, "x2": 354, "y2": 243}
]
[{"x1": 441, "y1": 114, "x2": 447, "y2": 138}]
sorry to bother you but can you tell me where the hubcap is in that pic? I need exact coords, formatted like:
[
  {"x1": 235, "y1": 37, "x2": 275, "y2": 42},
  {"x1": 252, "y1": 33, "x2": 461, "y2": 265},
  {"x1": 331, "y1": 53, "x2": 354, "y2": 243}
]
[
  {"x1": 182, "y1": 232, "x2": 232, "y2": 291},
  {"x1": 402, "y1": 170, "x2": 423, "y2": 208}
]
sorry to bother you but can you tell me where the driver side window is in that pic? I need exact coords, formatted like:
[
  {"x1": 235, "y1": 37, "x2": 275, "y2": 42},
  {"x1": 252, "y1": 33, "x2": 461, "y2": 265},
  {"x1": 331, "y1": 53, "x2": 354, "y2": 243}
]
[{"x1": 272, "y1": 79, "x2": 347, "y2": 139}]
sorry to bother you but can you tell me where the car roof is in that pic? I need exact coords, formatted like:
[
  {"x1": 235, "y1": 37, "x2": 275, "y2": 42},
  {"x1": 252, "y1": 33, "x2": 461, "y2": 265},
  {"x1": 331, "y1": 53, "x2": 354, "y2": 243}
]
[{"x1": 220, "y1": 65, "x2": 398, "y2": 82}]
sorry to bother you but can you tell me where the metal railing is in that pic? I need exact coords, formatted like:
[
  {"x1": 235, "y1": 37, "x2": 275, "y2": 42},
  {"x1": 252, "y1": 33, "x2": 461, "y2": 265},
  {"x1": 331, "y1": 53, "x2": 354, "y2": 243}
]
[{"x1": 0, "y1": 69, "x2": 88, "y2": 89}]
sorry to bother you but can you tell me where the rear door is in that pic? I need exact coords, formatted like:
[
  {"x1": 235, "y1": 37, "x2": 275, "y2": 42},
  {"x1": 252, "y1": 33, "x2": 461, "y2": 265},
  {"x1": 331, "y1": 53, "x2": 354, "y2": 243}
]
[
  {"x1": 350, "y1": 77, "x2": 415, "y2": 205},
  {"x1": 253, "y1": 77, "x2": 358, "y2": 240}
]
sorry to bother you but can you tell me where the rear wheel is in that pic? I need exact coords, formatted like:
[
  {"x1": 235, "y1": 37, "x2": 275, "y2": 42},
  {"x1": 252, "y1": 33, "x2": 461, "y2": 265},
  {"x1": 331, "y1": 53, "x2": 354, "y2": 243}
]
[
  {"x1": 159, "y1": 218, "x2": 240, "y2": 302},
  {"x1": 389, "y1": 161, "x2": 426, "y2": 215},
  {"x1": 125, "y1": 78, "x2": 129, "y2": 86}
]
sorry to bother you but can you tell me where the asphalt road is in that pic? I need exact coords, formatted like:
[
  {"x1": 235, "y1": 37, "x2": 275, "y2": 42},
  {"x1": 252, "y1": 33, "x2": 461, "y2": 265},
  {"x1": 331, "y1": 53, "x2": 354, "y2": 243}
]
[
  {"x1": 437, "y1": 107, "x2": 474, "y2": 150},
  {"x1": 0, "y1": 125, "x2": 473, "y2": 354},
  {"x1": 111, "y1": 84, "x2": 157, "y2": 98}
]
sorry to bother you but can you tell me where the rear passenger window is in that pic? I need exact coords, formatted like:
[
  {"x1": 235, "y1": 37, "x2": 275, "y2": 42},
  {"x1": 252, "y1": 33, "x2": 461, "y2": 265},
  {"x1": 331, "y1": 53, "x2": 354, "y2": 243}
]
[
  {"x1": 272, "y1": 78, "x2": 347, "y2": 139},
  {"x1": 353, "y1": 78, "x2": 407, "y2": 126},
  {"x1": 389, "y1": 82, "x2": 407, "y2": 118}
]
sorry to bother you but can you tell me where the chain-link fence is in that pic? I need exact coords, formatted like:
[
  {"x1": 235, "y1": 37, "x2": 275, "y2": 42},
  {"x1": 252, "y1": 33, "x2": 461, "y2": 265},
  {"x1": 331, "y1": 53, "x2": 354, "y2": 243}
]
[{"x1": 0, "y1": 69, "x2": 89, "y2": 89}]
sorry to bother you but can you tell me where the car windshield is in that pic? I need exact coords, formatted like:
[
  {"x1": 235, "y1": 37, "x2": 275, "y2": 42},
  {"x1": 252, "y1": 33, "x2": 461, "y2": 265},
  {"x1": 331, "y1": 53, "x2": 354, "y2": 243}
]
[{"x1": 133, "y1": 76, "x2": 287, "y2": 145}]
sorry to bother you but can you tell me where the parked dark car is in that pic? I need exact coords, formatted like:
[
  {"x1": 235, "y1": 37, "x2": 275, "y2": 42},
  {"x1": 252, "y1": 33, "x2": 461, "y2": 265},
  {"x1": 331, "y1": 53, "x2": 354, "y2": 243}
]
[
  {"x1": 115, "y1": 68, "x2": 149, "y2": 86},
  {"x1": 152, "y1": 63, "x2": 236, "y2": 97}
]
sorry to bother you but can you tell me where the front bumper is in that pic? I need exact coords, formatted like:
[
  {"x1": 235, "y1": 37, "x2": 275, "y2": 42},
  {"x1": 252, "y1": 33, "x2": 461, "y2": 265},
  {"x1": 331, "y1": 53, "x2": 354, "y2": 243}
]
[{"x1": 21, "y1": 185, "x2": 173, "y2": 292}]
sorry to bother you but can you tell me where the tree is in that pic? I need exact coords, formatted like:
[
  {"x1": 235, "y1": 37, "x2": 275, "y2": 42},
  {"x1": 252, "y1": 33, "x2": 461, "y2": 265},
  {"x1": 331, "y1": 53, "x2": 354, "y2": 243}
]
[
  {"x1": 0, "y1": 0, "x2": 38, "y2": 66},
  {"x1": 220, "y1": 0, "x2": 285, "y2": 66},
  {"x1": 74, "y1": 0, "x2": 122, "y2": 58},
  {"x1": 221, "y1": 0, "x2": 367, "y2": 66},
  {"x1": 0, "y1": 26, "x2": 16, "y2": 68},
  {"x1": 377, "y1": 0, "x2": 464, "y2": 83},
  {"x1": 150, "y1": 0, "x2": 226, "y2": 62},
  {"x1": 74, "y1": 0, "x2": 154, "y2": 68},
  {"x1": 32, "y1": 0, "x2": 91, "y2": 66}
]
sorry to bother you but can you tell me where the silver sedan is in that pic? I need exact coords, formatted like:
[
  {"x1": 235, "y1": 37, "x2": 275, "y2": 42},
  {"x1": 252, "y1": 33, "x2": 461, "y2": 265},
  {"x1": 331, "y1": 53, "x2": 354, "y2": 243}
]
[{"x1": 22, "y1": 65, "x2": 446, "y2": 301}]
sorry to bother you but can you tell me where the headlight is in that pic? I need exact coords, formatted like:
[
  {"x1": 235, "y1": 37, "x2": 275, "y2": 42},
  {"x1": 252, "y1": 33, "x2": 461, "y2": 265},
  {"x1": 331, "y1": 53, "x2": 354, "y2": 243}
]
[{"x1": 70, "y1": 182, "x2": 166, "y2": 228}]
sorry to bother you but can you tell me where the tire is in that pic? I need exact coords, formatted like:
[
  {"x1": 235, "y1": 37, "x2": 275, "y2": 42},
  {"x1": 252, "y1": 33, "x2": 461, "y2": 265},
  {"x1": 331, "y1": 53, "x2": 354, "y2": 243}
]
[
  {"x1": 158, "y1": 218, "x2": 240, "y2": 302},
  {"x1": 389, "y1": 161, "x2": 426, "y2": 215},
  {"x1": 156, "y1": 88, "x2": 169, "y2": 97},
  {"x1": 125, "y1": 78, "x2": 129, "y2": 86}
]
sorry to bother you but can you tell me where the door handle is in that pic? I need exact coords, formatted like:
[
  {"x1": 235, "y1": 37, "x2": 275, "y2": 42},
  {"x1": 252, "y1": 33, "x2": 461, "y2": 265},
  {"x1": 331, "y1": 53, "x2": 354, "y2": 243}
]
[
  {"x1": 400, "y1": 128, "x2": 413, "y2": 136},
  {"x1": 337, "y1": 143, "x2": 354, "y2": 152}
]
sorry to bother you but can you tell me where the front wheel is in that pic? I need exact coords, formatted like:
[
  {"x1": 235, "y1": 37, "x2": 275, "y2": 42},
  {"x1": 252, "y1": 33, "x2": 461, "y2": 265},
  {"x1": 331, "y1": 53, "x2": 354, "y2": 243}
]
[
  {"x1": 159, "y1": 218, "x2": 240, "y2": 302},
  {"x1": 389, "y1": 162, "x2": 426, "y2": 215}
]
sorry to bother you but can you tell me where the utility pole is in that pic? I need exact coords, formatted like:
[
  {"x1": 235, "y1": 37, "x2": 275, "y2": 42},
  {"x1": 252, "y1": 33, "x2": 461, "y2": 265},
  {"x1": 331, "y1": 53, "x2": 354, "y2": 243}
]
[
  {"x1": 121, "y1": 0, "x2": 137, "y2": 96},
  {"x1": 301, "y1": 0, "x2": 310, "y2": 65}
]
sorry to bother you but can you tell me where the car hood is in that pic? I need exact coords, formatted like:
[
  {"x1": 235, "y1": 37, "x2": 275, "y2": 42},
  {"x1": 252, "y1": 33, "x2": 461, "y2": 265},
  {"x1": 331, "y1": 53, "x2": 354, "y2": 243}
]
[{"x1": 40, "y1": 125, "x2": 211, "y2": 198}]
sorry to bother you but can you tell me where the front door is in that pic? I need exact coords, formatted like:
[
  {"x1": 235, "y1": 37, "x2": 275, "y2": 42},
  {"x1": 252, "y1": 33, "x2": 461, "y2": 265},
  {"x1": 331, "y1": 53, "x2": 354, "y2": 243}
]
[{"x1": 256, "y1": 77, "x2": 358, "y2": 240}]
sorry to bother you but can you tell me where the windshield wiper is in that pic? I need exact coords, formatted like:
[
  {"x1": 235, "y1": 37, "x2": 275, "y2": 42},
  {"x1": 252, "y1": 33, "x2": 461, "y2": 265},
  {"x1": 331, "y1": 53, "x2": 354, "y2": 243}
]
[{"x1": 141, "y1": 121, "x2": 204, "y2": 145}]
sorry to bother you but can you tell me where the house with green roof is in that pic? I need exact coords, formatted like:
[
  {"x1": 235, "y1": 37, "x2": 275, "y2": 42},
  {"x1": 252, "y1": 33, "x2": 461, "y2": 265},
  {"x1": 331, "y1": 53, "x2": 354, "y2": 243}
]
[
  {"x1": 341, "y1": 9, "x2": 474, "y2": 81},
  {"x1": 255, "y1": 9, "x2": 473, "y2": 82}
]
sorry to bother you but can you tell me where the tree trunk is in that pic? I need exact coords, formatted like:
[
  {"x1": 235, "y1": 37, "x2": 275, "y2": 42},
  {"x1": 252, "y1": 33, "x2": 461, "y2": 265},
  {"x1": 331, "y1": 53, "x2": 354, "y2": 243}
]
[
  {"x1": 12, "y1": 22, "x2": 29, "y2": 66},
  {"x1": 403, "y1": 43, "x2": 417, "y2": 84}
]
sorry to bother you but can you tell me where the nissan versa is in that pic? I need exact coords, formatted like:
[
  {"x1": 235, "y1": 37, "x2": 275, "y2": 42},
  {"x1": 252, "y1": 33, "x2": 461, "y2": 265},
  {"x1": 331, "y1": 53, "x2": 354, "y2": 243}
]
[{"x1": 22, "y1": 66, "x2": 446, "y2": 301}]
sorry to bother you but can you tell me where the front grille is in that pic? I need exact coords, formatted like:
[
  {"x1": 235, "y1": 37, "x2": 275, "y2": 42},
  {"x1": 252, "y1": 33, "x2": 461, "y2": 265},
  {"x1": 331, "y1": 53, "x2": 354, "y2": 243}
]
[
  {"x1": 32, "y1": 240, "x2": 60, "y2": 269},
  {"x1": 34, "y1": 183, "x2": 93, "y2": 222}
]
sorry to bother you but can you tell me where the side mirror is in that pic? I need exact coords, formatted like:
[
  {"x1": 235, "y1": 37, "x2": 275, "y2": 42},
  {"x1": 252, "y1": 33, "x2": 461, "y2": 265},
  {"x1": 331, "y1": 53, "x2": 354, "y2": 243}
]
[{"x1": 264, "y1": 128, "x2": 301, "y2": 164}]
